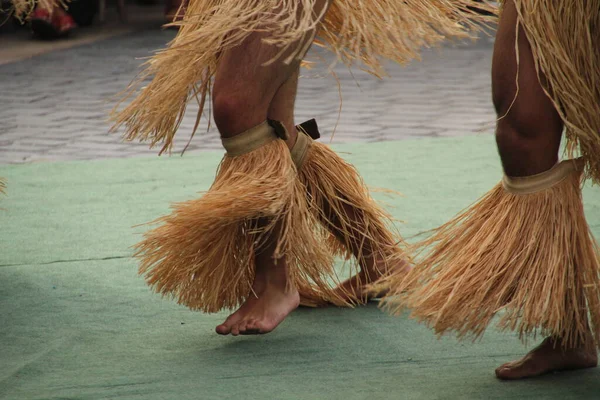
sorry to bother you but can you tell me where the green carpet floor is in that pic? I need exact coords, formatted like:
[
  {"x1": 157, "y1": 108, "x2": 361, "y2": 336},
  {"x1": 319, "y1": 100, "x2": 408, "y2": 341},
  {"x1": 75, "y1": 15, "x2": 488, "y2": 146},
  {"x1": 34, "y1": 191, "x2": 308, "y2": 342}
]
[{"x1": 1, "y1": 135, "x2": 600, "y2": 400}]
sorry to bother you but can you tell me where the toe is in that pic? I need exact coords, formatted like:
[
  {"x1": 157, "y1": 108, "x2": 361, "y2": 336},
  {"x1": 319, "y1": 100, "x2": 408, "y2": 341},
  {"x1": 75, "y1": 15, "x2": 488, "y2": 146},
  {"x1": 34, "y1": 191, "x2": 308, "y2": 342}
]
[
  {"x1": 495, "y1": 365, "x2": 526, "y2": 380},
  {"x1": 496, "y1": 358, "x2": 544, "y2": 380},
  {"x1": 254, "y1": 320, "x2": 274, "y2": 335},
  {"x1": 245, "y1": 318, "x2": 257, "y2": 330},
  {"x1": 215, "y1": 324, "x2": 230, "y2": 335},
  {"x1": 215, "y1": 313, "x2": 239, "y2": 335},
  {"x1": 240, "y1": 319, "x2": 261, "y2": 335},
  {"x1": 238, "y1": 319, "x2": 249, "y2": 334},
  {"x1": 495, "y1": 366, "x2": 513, "y2": 380},
  {"x1": 495, "y1": 359, "x2": 522, "y2": 380}
]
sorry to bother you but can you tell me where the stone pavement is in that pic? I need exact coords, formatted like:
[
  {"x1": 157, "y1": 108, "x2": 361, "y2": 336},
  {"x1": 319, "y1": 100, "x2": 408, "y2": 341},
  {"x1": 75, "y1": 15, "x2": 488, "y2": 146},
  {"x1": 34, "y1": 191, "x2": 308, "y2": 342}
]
[
  {"x1": 0, "y1": 28, "x2": 497, "y2": 164},
  {"x1": 0, "y1": 6, "x2": 165, "y2": 66}
]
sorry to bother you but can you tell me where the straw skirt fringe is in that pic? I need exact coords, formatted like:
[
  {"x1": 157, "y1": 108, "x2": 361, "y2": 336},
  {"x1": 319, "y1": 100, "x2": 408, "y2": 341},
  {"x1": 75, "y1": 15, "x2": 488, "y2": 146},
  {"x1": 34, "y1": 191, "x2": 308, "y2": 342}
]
[
  {"x1": 8, "y1": 0, "x2": 60, "y2": 18},
  {"x1": 108, "y1": 0, "x2": 496, "y2": 153},
  {"x1": 135, "y1": 139, "x2": 346, "y2": 312},
  {"x1": 298, "y1": 139, "x2": 407, "y2": 306},
  {"x1": 381, "y1": 162, "x2": 600, "y2": 349}
]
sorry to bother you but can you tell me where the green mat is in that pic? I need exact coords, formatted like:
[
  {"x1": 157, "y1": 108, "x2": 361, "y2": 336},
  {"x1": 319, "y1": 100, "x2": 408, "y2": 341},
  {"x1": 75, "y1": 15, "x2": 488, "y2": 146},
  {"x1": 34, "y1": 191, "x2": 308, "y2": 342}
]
[{"x1": 1, "y1": 135, "x2": 600, "y2": 400}]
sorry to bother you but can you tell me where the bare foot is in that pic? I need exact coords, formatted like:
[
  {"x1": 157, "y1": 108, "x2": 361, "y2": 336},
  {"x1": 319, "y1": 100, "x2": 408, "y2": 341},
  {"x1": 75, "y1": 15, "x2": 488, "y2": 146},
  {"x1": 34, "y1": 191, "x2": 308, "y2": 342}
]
[
  {"x1": 215, "y1": 295, "x2": 257, "y2": 335},
  {"x1": 300, "y1": 256, "x2": 410, "y2": 307},
  {"x1": 233, "y1": 284, "x2": 299, "y2": 335},
  {"x1": 335, "y1": 258, "x2": 410, "y2": 305},
  {"x1": 216, "y1": 284, "x2": 299, "y2": 335},
  {"x1": 215, "y1": 220, "x2": 299, "y2": 335},
  {"x1": 495, "y1": 337, "x2": 598, "y2": 380}
]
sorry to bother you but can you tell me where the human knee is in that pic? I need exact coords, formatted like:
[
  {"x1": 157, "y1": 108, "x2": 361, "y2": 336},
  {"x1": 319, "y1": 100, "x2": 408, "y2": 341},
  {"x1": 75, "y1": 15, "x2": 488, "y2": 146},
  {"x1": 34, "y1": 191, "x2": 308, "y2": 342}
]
[
  {"x1": 493, "y1": 89, "x2": 559, "y2": 147},
  {"x1": 495, "y1": 118, "x2": 530, "y2": 160},
  {"x1": 494, "y1": 108, "x2": 551, "y2": 163},
  {"x1": 494, "y1": 106, "x2": 561, "y2": 174},
  {"x1": 493, "y1": 61, "x2": 563, "y2": 146},
  {"x1": 212, "y1": 92, "x2": 245, "y2": 135}
]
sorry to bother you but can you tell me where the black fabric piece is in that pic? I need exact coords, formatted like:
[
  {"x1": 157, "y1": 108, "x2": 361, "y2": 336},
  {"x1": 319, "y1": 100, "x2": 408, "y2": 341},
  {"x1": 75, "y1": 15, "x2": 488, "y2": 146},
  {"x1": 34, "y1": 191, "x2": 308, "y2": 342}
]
[
  {"x1": 297, "y1": 119, "x2": 321, "y2": 140},
  {"x1": 267, "y1": 119, "x2": 290, "y2": 140}
]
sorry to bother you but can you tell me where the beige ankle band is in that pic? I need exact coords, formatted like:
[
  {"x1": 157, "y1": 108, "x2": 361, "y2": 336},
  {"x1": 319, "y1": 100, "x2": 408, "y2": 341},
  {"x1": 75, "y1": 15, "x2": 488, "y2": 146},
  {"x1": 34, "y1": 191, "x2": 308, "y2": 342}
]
[
  {"x1": 221, "y1": 121, "x2": 281, "y2": 156},
  {"x1": 502, "y1": 158, "x2": 585, "y2": 194},
  {"x1": 290, "y1": 130, "x2": 312, "y2": 169}
]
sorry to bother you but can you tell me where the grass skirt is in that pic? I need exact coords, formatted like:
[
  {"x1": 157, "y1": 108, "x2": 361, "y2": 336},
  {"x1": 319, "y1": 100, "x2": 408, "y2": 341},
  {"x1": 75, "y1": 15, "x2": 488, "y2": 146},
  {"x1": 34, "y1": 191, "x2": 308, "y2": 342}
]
[
  {"x1": 136, "y1": 138, "x2": 347, "y2": 312},
  {"x1": 108, "y1": 0, "x2": 496, "y2": 153},
  {"x1": 381, "y1": 159, "x2": 600, "y2": 349},
  {"x1": 292, "y1": 123, "x2": 407, "y2": 306}
]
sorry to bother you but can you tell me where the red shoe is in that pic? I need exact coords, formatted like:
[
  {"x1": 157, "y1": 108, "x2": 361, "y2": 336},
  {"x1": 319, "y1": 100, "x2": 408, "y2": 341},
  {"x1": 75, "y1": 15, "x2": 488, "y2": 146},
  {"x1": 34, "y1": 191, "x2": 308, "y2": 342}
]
[
  {"x1": 53, "y1": 14, "x2": 77, "y2": 35},
  {"x1": 31, "y1": 9, "x2": 76, "y2": 38}
]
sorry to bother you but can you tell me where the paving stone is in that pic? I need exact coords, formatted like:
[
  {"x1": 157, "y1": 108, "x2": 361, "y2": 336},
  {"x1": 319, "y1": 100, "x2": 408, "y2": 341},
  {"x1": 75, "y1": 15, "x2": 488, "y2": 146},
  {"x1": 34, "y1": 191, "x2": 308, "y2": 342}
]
[{"x1": 0, "y1": 29, "x2": 497, "y2": 164}]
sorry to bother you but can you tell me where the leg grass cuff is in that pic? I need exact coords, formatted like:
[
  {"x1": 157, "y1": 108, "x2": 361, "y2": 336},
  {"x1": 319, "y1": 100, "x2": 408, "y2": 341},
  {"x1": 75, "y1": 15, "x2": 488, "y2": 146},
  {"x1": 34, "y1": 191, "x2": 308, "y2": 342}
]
[
  {"x1": 221, "y1": 120, "x2": 287, "y2": 157},
  {"x1": 502, "y1": 158, "x2": 585, "y2": 195}
]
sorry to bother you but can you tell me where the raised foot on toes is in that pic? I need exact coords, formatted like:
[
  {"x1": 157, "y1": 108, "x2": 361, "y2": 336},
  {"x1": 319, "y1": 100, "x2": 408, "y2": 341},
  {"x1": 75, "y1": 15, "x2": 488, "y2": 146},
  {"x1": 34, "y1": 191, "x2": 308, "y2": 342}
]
[
  {"x1": 301, "y1": 259, "x2": 411, "y2": 307},
  {"x1": 495, "y1": 337, "x2": 598, "y2": 380}
]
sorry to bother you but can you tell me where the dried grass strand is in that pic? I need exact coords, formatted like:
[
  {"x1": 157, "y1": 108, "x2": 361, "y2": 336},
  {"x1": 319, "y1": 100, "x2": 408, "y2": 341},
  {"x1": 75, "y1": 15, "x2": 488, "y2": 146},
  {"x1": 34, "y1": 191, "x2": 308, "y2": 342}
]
[
  {"x1": 110, "y1": 0, "x2": 497, "y2": 153},
  {"x1": 8, "y1": 0, "x2": 68, "y2": 21},
  {"x1": 136, "y1": 139, "x2": 346, "y2": 312},
  {"x1": 297, "y1": 137, "x2": 408, "y2": 306},
  {"x1": 381, "y1": 161, "x2": 600, "y2": 349}
]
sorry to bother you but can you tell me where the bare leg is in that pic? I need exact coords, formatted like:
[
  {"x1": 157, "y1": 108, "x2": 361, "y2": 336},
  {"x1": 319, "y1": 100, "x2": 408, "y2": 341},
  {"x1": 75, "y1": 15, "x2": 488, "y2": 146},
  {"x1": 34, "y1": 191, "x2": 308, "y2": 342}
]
[
  {"x1": 266, "y1": 67, "x2": 300, "y2": 149},
  {"x1": 268, "y1": 69, "x2": 408, "y2": 306},
  {"x1": 216, "y1": 222, "x2": 300, "y2": 335},
  {"x1": 323, "y1": 209, "x2": 409, "y2": 304},
  {"x1": 492, "y1": 0, "x2": 597, "y2": 379},
  {"x1": 213, "y1": 1, "x2": 328, "y2": 335}
]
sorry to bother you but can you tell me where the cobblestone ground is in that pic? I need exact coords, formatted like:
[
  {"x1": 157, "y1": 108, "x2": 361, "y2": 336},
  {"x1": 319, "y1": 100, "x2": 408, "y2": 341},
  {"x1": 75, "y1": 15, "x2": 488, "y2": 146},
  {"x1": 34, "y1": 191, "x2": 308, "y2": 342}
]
[{"x1": 0, "y1": 29, "x2": 497, "y2": 163}]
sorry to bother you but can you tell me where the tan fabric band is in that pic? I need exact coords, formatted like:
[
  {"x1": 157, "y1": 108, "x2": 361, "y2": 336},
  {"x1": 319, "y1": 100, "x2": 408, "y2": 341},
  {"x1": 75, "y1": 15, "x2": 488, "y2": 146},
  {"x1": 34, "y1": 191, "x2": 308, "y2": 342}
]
[
  {"x1": 502, "y1": 158, "x2": 585, "y2": 194},
  {"x1": 290, "y1": 130, "x2": 312, "y2": 169},
  {"x1": 221, "y1": 121, "x2": 278, "y2": 156}
]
